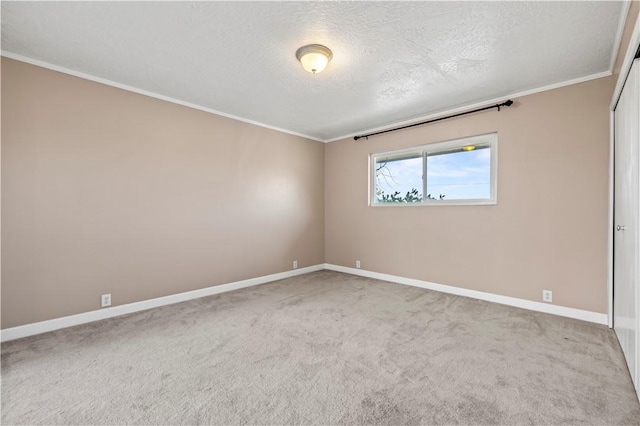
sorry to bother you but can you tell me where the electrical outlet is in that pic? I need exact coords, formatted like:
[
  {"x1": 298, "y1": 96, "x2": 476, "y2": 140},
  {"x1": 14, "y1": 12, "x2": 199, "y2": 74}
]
[
  {"x1": 101, "y1": 293, "x2": 111, "y2": 308},
  {"x1": 542, "y1": 290, "x2": 553, "y2": 303},
  {"x1": 356, "y1": 260, "x2": 361, "y2": 269},
  {"x1": 293, "y1": 260, "x2": 298, "y2": 270}
]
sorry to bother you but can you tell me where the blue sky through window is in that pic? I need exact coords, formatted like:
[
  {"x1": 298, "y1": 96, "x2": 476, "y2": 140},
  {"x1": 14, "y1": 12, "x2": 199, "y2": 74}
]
[
  {"x1": 427, "y1": 147, "x2": 490, "y2": 200},
  {"x1": 375, "y1": 146, "x2": 490, "y2": 201},
  {"x1": 376, "y1": 156, "x2": 422, "y2": 199}
]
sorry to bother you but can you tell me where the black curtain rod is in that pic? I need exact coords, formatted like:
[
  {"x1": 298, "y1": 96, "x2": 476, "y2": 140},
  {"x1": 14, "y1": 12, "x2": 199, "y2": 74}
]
[{"x1": 353, "y1": 99, "x2": 514, "y2": 141}]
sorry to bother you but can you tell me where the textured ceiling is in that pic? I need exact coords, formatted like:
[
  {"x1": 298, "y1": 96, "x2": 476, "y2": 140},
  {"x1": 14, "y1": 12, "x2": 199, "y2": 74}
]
[{"x1": 1, "y1": 1, "x2": 626, "y2": 142}]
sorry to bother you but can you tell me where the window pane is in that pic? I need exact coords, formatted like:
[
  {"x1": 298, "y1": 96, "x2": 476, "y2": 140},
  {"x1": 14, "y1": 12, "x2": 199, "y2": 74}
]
[
  {"x1": 426, "y1": 145, "x2": 491, "y2": 200},
  {"x1": 374, "y1": 154, "x2": 423, "y2": 203}
]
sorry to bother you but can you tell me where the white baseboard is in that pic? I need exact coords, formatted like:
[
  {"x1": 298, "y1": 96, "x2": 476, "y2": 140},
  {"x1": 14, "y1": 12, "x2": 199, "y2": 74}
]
[
  {"x1": 1, "y1": 263, "x2": 608, "y2": 342},
  {"x1": 324, "y1": 264, "x2": 608, "y2": 325},
  {"x1": 0, "y1": 264, "x2": 324, "y2": 342}
]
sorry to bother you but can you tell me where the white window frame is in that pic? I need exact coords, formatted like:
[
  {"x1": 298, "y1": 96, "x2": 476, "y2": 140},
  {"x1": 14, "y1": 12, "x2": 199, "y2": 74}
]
[{"x1": 369, "y1": 132, "x2": 498, "y2": 206}]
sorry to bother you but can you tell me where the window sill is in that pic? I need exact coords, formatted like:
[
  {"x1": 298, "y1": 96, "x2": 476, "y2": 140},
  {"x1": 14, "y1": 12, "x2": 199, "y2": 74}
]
[{"x1": 370, "y1": 199, "x2": 497, "y2": 207}]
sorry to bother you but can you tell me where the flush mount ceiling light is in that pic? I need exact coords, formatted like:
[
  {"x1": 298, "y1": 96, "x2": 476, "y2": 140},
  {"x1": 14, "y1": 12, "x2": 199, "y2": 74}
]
[
  {"x1": 296, "y1": 44, "x2": 333, "y2": 74},
  {"x1": 462, "y1": 145, "x2": 476, "y2": 151}
]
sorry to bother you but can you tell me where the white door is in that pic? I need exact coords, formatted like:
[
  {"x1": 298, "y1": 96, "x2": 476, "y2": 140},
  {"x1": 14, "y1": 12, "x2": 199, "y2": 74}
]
[{"x1": 614, "y1": 58, "x2": 640, "y2": 394}]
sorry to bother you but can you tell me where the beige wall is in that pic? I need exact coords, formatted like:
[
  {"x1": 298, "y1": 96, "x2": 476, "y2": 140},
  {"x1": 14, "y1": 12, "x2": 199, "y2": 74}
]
[
  {"x1": 325, "y1": 77, "x2": 612, "y2": 313},
  {"x1": 1, "y1": 58, "x2": 325, "y2": 328}
]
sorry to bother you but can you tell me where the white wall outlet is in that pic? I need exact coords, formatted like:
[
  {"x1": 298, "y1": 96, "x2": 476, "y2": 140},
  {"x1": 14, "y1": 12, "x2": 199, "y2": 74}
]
[
  {"x1": 293, "y1": 260, "x2": 298, "y2": 270},
  {"x1": 356, "y1": 260, "x2": 361, "y2": 269},
  {"x1": 542, "y1": 290, "x2": 553, "y2": 303},
  {"x1": 101, "y1": 293, "x2": 112, "y2": 308}
]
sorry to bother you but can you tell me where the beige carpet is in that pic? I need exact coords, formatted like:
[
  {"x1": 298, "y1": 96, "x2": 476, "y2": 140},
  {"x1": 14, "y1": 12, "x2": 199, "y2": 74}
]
[{"x1": 1, "y1": 270, "x2": 639, "y2": 425}]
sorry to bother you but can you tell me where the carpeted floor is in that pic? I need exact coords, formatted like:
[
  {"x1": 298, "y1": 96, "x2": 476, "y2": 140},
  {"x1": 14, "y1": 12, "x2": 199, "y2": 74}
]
[{"x1": 1, "y1": 270, "x2": 639, "y2": 425}]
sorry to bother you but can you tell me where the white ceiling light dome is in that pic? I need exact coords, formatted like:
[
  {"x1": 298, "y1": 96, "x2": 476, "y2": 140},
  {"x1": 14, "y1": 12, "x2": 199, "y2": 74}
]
[{"x1": 296, "y1": 44, "x2": 333, "y2": 74}]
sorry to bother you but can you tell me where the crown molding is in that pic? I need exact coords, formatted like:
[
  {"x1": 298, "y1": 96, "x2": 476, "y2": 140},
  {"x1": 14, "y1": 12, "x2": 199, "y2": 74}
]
[
  {"x1": 2, "y1": 51, "x2": 612, "y2": 144},
  {"x1": 1, "y1": 51, "x2": 325, "y2": 143}
]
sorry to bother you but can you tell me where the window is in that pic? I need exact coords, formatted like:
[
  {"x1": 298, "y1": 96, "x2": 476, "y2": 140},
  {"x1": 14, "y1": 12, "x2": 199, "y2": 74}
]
[{"x1": 370, "y1": 133, "x2": 497, "y2": 206}]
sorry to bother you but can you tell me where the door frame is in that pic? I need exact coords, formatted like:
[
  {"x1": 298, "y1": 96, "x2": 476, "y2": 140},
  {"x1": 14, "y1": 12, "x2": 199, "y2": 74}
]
[{"x1": 609, "y1": 5, "x2": 640, "y2": 328}]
